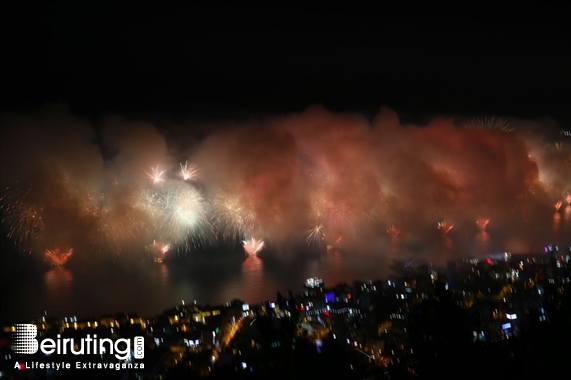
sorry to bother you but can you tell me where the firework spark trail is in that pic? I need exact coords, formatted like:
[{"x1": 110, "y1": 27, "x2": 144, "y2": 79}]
[
  {"x1": 180, "y1": 161, "x2": 199, "y2": 181},
  {"x1": 326, "y1": 235, "x2": 343, "y2": 251},
  {"x1": 139, "y1": 181, "x2": 209, "y2": 245},
  {"x1": 242, "y1": 237, "x2": 264, "y2": 256},
  {"x1": 147, "y1": 240, "x2": 171, "y2": 255},
  {"x1": 476, "y1": 218, "x2": 490, "y2": 231},
  {"x1": 98, "y1": 202, "x2": 149, "y2": 246},
  {"x1": 464, "y1": 116, "x2": 514, "y2": 132},
  {"x1": 210, "y1": 189, "x2": 258, "y2": 241},
  {"x1": 386, "y1": 225, "x2": 401, "y2": 242},
  {"x1": 437, "y1": 221, "x2": 454, "y2": 235},
  {"x1": 1, "y1": 187, "x2": 46, "y2": 246},
  {"x1": 146, "y1": 165, "x2": 167, "y2": 184},
  {"x1": 305, "y1": 223, "x2": 326, "y2": 245},
  {"x1": 44, "y1": 247, "x2": 74, "y2": 266}
]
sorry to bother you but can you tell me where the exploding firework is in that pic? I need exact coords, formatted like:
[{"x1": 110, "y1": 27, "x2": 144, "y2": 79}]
[
  {"x1": 464, "y1": 116, "x2": 513, "y2": 132},
  {"x1": 98, "y1": 200, "x2": 149, "y2": 246},
  {"x1": 139, "y1": 181, "x2": 209, "y2": 245},
  {"x1": 180, "y1": 161, "x2": 199, "y2": 181},
  {"x1": 147, "y1": 240, "x2": 171, "y2": 255},
  {"x1": 476, "y1": 218, "x2": 490, "y2": 231},
  {"x1": 210, "y1": 189, "x2": 258, "y2": 241},
  {"x1": 44, "y1": 247, "x2": 74, "y2": 266},
  {"x1": 437, "y1": 221, "x2": 454, "y2": 235},
  {"x1": 309, "y1": 189, "x2": 354, "y2": 228},
  {"x1": 146, "y1": 165, "x2": 167, "y2": 184},
  {"x1": 242, "y1": 237, "x2": 264, "y2": 256},
  {"x1": 1, "y1": 188, "x2": 46, "y2": 247},
  {"x1": 326, "y1": 235, "x2": 343, "y2": 251},
  {"x1": 305, "y1": 223, "x2": 326, "y2": 246},
  {"x1": 146, "y1": 240, "x2": 171, "y2": 263},
  {"x1": 3, "y1": 105, "x2": 571, "y2": 265},
  {"x1": 386, "y1": 225, "x2": 401, "y2": 242},
  {"x1": 81, "y1": 191, "x2": 105, "y2": 219},
  {"x1": 555, "y1": 201, "x2": 563, "y2": 211}
]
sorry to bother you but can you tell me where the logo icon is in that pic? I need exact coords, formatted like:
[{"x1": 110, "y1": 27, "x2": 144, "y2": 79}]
[{"x1": 14, "y1": 324, "x2": 38, "y2": 354}]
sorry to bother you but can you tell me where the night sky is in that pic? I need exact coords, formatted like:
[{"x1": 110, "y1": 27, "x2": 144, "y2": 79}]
[{"x1": 3, "y1": 1, "x2": 570, "y2": 122}]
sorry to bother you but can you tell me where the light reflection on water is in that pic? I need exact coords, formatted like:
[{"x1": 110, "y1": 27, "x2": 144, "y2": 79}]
[
  {"x1": 475, "y1": 231, "x2": 490, "y2": 256},
  {"x1": 241, "y1": 256, "x2": 264, "y2": 298},
  {"x1": 43, "y1": 267, "x2": 73, "y2": 317},
  {"x1": 1, "y1": 215, "x2": 569, "y2": 323}
]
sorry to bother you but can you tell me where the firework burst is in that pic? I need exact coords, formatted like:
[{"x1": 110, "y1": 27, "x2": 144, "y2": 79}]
[
  {"x1": 437, "y1": 221, "x2": 454, "y2": 235},
  {"x1": 210, "y1": 189, "x2": 258, "y2": 241},
  {"x1": 305, "y1": 223, "x2": 326, "y2": 246},
  {"x1": 180, "y1": 161, "x2": 199, "y2": 181},
  {"x1": 464, "y1": 116, "x2": 513, "y2": 132},
  {"x1": 0, "y1": 187, "x2": 46, "y2": 248},
  {"x1": 139, "y1": 181, "x2": 209, "y2": 245},
  {"x1": 44, "y1": 247, "x2": 74, "y2": 266},
  {"x1": 326, "y1": 236, "x2": 343, "y2": 251},
  {"x1": 386, "y1": 225, "x2": 401, "y2": 242},
  {"x1": 476, "y1": 218, "x2": 490, "y2": 231},
  {"x1": 146, "y1": 165, "x2": 167, "y2": 184},
  {"x1": 147, "y1": 240, "x2": 171, "y2": 255},
  {"x1": 242, "y1": 237, "x2": 264, "y2": 256}
]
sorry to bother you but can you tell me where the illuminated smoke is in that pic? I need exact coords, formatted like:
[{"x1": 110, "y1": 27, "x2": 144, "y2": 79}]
[{"x1": 1, "y1": 103, "x2": 569, "y2": 264}]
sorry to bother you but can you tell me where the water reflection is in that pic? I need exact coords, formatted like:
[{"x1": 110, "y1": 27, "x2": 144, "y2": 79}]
[
  {"x1": 438, "y1": 236, "x2": 454, "y2": 263},
  {"x1": 321, "y1": 250, "x2": 344, "y2": 287},
  {"x1": 475, "y1": 231, "x2": 490, "y2": 255},
  {"x1": 241, "y1": 256, "x2": 264, "y2": 299},
  {"x1": 7, "y1": 209, "x2": 569, "y2": 323},
  {"x1": 158, "y1": 263, "x2": 170, "y2": 297},
  {"x1": 43, "y1": 267, "x2": 73, "y2": 317},
  {"x1": 552, "y1": 212, "x2": 561, "y2": 237}
]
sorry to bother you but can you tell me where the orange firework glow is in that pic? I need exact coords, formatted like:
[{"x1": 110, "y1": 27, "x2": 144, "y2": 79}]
[
  {"x1": 437, "y1": 221, "x2": 454, "y2": 235},
  {"x1": 44, "y1": 247, "x2": 74, "y2": 266},
  {"x1": 476, "y1": 218, "x2": 490, "y2": 230},
  {"x1": 386, "y1": 225, "x2": 401, "y2": 242}
]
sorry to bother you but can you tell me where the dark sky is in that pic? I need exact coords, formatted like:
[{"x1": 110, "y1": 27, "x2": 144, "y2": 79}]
[{"x1": 3, "y1": 1, "x2": 570, "y2": 122}]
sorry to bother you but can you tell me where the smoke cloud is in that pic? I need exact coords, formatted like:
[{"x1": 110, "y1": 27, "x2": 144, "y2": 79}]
[{"x1": 1, "y1": 103, "x2": 569, "y2": 266}]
